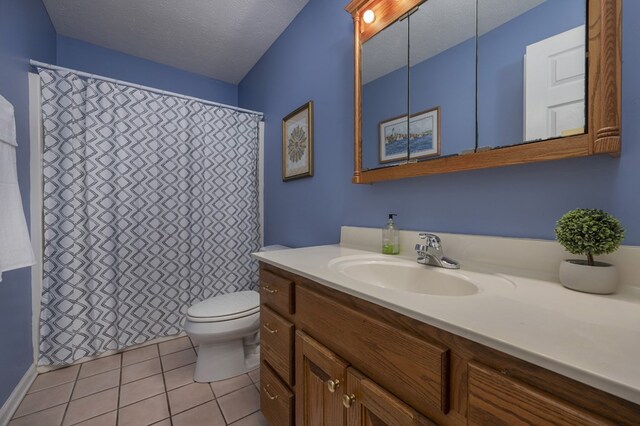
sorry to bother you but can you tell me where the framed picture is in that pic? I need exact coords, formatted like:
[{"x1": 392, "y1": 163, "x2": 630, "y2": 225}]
[
  {"x1": 282, "y1": 101, "x2": 314, "y2": 181},
  {"x1": 379, "y1": 107, "x2": 440, "y2": 164}
]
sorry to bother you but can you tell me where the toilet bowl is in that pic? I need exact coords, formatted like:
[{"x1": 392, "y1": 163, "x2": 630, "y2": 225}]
[
  {"x1": 184, "y1": 290, "x2": 260, "y2": 382},
  {"x1": 184, "y1": 245, "x2": 290, "y2": 382}
]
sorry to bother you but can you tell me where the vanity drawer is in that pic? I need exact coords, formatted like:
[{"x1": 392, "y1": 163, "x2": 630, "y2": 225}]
[
  {"x1": 296, "y1": 285, "x2": 450, "y2": 417},
  {"x1": 468, "y1": 361, "x2": 612, "y2": 426},
  {"x1": 261, "y1": 361, "x2": 294, "y2": 426},
  {"x1": 260, "y1": 269, "x2": 295, "y2": 316},
  {"x1": 261, "y1": 305, "x2": 295, "y2": 386}
]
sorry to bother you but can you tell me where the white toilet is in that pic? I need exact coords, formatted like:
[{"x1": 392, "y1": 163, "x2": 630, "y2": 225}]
[{"x1": 184, "y1": 245, "x2": 289, "y2": 382}]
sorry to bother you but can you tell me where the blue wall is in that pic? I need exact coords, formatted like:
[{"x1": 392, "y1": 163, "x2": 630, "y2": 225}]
[
  {"x1": 0, "y1": 0, "x2": 56, "y2": 407},
  {"x1": 239, "y1": 0, "x2": 640, "y2": 248},
  {"x1": 57, "y1": 36, "x2": 238, "y2": 106}
]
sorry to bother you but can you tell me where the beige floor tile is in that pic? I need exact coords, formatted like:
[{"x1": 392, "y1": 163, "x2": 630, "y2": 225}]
[
  {"x1": 74, "y1": 410, "x2": 117, "y2": 426},
  {"x1": 150, "y1": 419, "x2": 171, "y2": 426},
  {"x1": 160, "y1": 348, "x2": 196, "y2": 372},
  {"x1": 163, "y1": 362, "x2": 196, "y2": 391},
  {"x1": 118, "y1": 394, "x2": 169, "y2": 426},
  {"x1": 14, "y1": 381, "x2": 73, "y2": 417},
  {"x1": 158, "y1": 336, "x2": 192, "y2": 356},
  {"x1": 167, "y1": 382, "x2": 214, "y2": 415},
  {"x1": 247, "y1": 368, "x2": 260, "y2": 384},
  {"x1": 210, "y1": 374, "x2": 252, "y2": 398},
  {"x1": 218, "y1": 385, "x2": 261, "y2": 424},
  {"x1": 122, "y1": 344, "x2": 159, "y2": 367},
  {"x1": 230, "y1": 411, "x2": 268, "y2": 426},
  {"x1": 63, "y1": 387, "x2": 119, "y2": 425},
  {"x1": 9, "y1": 403, "x2": 66, "y2": 426},
  {"x1": 72, "y1": 369, "x2": 120, "y2": 400},
  {"x1": 171, "y1": 400, "x2": 226, "y2": 426},
  {"x1": 29, "y1": 365, "x2": 80, "y2": 393},
  {"x1": 119, "y1": 374, "x2": 165, "y2": 407},
  {"x1": 121, "y1": 357, "x2": 162, "y2": 384},
  {"x1": 78, "y1": 354, "x2": 122, "y2": 379},
  {"x1": 188, "y1": 336, "x2": 199, "y2": 347}
]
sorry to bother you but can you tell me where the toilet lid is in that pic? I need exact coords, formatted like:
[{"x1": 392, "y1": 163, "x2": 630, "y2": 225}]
[{"x1": 187, "y1": 291, "x2": 259, "y2": 320}]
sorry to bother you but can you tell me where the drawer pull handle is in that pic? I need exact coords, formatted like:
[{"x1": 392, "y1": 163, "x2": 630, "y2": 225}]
[
  {"x1": 327, "y1": 379, "x2": 341, "y2": 393},
  {"x1": 263, "y1": 323, "x2": 278, "y2": 334},
  {"x1": 263, "y1": 385, "x2": 279, "y2": 401},
  {"x1": 262, "y1": 286, "x2": 278, "y2": 294},
  {"x1": 342, "y1": 393, "x2": 356, "y2": 408}
]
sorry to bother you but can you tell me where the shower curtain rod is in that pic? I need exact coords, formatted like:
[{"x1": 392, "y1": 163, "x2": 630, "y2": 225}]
[{"x1": 30, "y1": 60, "x2": 264, "y2": 118}]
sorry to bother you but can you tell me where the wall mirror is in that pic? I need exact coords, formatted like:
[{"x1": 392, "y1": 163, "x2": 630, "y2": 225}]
[
  {"x1": 346, "y1": 0, "x2": 621, "y2": 184},
  {"x1": 361, "y1": 0, "x2": 477, "y2": 171},
  {"x1": 362, "y1": 16, "x2": 409, "y2": 170},
  {"x1": 477, "y1": 0, "x2": 587, "y2": 150}
]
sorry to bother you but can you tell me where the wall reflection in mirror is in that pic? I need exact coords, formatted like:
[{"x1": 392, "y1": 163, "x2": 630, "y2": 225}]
[
  {"x1": 477, "y1": 0, "x2": 587, "y2": 149},
  {"x1": 409, "y1": 0, "x2": 476, "y2": 159},
  {"x1": 360, "y1": 0, "x2": 586, "y2": 172},
  {"x1": 361, "y1": 16, "x2": 409, "y2": 170}
]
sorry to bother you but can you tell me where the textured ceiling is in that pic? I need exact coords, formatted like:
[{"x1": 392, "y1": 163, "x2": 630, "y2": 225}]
[
  {"x1": 42, "y1": 0, "x2": 309, "y2": 84},
  {"x1": 363, "y1": 0, "x2": 548, "y2": 84}
]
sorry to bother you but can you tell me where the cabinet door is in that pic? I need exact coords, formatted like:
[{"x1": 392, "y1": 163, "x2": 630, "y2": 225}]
[
  {"x1": 296, "y1": 330, "x2": 349, "y2": 426},
  {"x1": 467, "y1": 361, "x2": 612, "y2": 426},
  {"x1": 344, "y1": 368, "x2": 436, "y2": 426}
]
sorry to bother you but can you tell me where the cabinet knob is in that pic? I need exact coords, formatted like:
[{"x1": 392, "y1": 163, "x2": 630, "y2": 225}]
[
  {"x1": 342, "y1": 393, "x2": 356, "y2": 408},
  {"x1": 263, "y1": 385, "x2": 279, "y2": 401},
  {"x1": 326, "y1": 379, "x2": 341, "y2": 393},
  {"x1": 262, "y1": 286, "x2": 278, "y2": 294}
]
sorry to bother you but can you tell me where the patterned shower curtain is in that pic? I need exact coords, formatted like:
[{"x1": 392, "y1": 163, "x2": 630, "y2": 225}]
[{"x1": 38, "y1": 69, "x2": 261, "y2": 365}]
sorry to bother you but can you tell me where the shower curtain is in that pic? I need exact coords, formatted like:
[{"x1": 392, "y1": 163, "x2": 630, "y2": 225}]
[{"x1": 38, "y1": 69, "x2": 262, "y2": 365}]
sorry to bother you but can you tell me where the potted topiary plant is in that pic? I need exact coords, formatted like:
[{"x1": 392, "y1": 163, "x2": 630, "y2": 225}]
[{"x1": 555, "y1": 208, "x2": 625, "y2": 294}]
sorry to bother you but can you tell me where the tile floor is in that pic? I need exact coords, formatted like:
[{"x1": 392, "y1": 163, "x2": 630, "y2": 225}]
[{"x1": 10, "y1": 336, "x2": 266, "y2": 426}]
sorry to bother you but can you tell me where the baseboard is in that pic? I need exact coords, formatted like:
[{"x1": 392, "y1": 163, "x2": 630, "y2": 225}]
[{"x1": 0, "y1": 363, "x2": 37, "y2": 426}]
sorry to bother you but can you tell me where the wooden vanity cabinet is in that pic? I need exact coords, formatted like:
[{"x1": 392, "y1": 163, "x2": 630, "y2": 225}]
[{"x1": 258, "y1": 262, "x2": 640, "y2": 426}]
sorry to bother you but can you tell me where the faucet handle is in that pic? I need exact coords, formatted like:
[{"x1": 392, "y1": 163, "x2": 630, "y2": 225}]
[
  {"x1": 415, "y1": 243, "x2": 427, "y2": 252},
  {"x1": 418, "y1": 233, "x2": 441, "y2": 249}
]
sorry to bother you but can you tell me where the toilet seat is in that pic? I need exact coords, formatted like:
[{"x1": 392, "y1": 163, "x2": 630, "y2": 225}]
[{"x1": 187, "y1": 291, "x2": 259, "y2": 323}]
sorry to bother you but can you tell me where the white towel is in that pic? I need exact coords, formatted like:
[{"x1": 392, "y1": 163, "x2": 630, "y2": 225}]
[{"x1": 0, "y1": 94, "x2": 35, "y2": 282}]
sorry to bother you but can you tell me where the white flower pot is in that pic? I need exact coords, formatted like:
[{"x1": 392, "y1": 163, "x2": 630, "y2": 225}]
[{"x1": 559, "y1": 260, "x2": 619, "y2": 294}]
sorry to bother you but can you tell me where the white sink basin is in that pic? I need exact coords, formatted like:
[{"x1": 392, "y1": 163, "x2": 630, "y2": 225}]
[{"x1": 328, "y1": 255, "x2": 514, "y2": 296}]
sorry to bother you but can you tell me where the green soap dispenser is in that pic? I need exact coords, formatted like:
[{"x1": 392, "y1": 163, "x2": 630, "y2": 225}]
[{"x1": 382, "y1": 214, "x2": 400, "y2": 255}]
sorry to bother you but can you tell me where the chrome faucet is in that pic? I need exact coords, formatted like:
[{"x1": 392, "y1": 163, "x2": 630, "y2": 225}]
[{"x1": 415, "y1": 233, "x2": 460, "y2": 269}]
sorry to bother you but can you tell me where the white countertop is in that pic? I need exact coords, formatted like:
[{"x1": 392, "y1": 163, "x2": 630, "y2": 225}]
[{"x1": 253, "y1": 244, "x2": 640, "y2": 405}]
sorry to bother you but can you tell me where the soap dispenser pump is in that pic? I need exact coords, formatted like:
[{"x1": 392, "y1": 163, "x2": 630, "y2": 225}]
[{"x1": 382, "y1": 214, "x2": 400, "y2": 255}]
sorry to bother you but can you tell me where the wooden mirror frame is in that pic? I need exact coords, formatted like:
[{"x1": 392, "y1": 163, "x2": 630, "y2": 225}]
[{"x1": 346, "y1": 0, "x2": 622, "y2": 184}]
